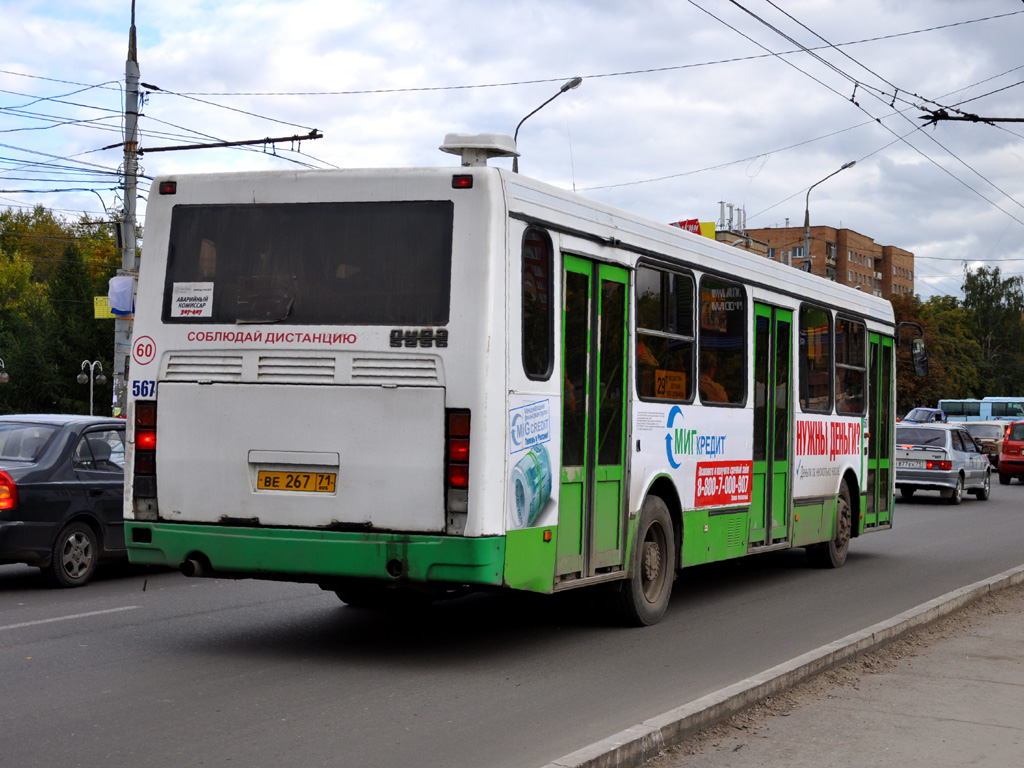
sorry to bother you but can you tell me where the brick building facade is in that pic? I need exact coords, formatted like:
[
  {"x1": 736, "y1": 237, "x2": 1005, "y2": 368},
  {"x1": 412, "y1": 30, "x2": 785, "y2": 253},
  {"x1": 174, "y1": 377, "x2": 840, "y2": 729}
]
[{"x1": 741, "y1": 225, "x2": 915, "y2": 298}]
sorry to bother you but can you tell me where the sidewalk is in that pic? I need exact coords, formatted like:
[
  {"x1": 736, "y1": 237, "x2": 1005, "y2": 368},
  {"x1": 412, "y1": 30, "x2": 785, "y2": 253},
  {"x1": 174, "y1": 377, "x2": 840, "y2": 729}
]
[{"x1": 544, "y1": 566, "x2": 1024, "y2": 768}]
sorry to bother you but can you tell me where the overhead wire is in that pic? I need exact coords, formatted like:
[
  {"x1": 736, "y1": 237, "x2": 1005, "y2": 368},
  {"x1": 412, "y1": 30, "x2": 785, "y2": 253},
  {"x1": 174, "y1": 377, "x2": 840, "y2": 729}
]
[
  {"x1": 741, "y1": 0, "x2": 1024, "y2": 217},
  {"x1": 693, "y1": 0, "x2": 1024, "y2": 248},
  {"x1": 692, "y1": 0, "x2": 1023, "y2": 294},
  {"x1": 3, "y1": 6, "x2": 1022, "y2": 281}
]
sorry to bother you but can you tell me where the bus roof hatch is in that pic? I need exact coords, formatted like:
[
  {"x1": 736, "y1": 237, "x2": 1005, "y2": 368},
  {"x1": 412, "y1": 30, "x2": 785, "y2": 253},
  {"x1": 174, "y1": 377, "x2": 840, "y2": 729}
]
[{"x1": 440, "y1": 132, "x2": 519, "y2": 167}]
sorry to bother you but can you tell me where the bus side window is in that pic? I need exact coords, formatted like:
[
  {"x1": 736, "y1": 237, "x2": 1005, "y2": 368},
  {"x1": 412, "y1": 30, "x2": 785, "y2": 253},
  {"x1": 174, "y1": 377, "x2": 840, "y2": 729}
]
[
  {"x1": 799, "y1": 304, "x2": 832, "y2": 413},
  {"x1": 835, "y1": 317, "x2": 866, "y2": 415},
  {"x1": 635, "y1": 265, "x2": 694, "y2": 402},
  {"x1": 522, "y1": 227, "x2": 554, "y2": 380},
  {"x1": 697, "y1": 276, "x2": 746, "y2": 406}
]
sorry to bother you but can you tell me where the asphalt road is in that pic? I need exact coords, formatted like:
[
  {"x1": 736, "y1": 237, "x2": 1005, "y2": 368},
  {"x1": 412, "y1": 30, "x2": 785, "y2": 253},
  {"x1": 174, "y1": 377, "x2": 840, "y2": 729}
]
[{"x1": 2, "y1": 483, "x2": 1023, "y2": 768}]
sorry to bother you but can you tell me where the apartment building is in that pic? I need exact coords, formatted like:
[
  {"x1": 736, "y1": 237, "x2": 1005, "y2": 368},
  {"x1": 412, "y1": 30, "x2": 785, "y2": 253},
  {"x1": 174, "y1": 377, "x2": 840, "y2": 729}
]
[{"x1": 742, "y1": 225, "x2": 915, "y2": 298}]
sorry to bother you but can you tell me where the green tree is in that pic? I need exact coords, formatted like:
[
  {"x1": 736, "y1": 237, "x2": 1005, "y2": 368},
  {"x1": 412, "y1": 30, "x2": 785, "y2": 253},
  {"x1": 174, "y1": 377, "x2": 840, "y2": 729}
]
[
  {"x1": 922, "y1": 294, "x2": 982, "y2": 397},
  {"x1": 961, "y1": 265, "x2": 1024, "y2": 396},
  {"x1": 0, "y1": 206, "x2": 73, "y2": 283},
  {"x1": 0, "y1": 207, "x2": 119, "y2": 414},
  {"x1": 891, "y1": 293, "x2": 943, "y2": 413},
  {"x1": 46, "y1": 241, "x2": 113, "y2": 413}
]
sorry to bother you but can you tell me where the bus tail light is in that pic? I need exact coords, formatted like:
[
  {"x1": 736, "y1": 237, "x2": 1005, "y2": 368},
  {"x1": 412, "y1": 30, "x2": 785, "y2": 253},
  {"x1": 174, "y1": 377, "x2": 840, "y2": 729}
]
[
  {"x1": 445, "y1": 409, "x2": 470, "y2": 517},
  {"x1": 0, "y1": 471, "x2": 18, "y2": 511},
  {"x1": 134, "y1": 401, "x2": 158, "y2": 500}
]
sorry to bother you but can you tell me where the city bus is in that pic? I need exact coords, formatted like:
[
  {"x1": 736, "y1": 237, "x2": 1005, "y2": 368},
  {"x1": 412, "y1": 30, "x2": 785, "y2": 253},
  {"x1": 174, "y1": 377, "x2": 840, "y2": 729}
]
[
  {"x1": 937, "y1": 397, "x2": 1024, "y2": 422},
  {"x1": 124, "y1": 132, "x2": 906, "y2": 626}
]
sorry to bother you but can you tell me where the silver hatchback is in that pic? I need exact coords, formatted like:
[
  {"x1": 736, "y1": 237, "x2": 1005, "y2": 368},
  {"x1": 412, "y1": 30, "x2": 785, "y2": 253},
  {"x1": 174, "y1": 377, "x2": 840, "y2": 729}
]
[{"x1": 895, "y1": 423, "x2": 991, "y2": 504}]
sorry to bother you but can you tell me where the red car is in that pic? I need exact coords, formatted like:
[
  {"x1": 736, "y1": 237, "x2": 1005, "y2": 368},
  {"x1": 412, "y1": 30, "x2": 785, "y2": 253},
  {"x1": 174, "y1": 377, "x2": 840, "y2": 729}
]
[{"x1": 998, "y1": 421, "x2": 1024, "y2": 484}]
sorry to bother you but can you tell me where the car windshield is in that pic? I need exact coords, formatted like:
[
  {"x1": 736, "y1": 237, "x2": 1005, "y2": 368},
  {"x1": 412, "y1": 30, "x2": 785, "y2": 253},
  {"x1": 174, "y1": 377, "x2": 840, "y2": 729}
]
[
  {"x1": 0, "y1": 423, "x2": 58, "y2": 460},
  {"x1": 965, "y1": 424, "x2": 1003, "y2": 439},
  {"x1": 904, "y1": 408, "x2": 939, "y2": 422},
  {"x1": 896, "y1": 427, "x2": 946, "y2": 447},
  {"x1": 1009, "y1": 424, "x2": 1024, "y2": 441}
]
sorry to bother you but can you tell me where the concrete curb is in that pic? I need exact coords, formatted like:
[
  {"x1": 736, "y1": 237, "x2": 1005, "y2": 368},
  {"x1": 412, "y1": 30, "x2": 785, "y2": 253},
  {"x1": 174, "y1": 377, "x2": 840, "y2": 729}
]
[{"x1": 540, "y1": 564, "x2": 1024, "y2": 768}]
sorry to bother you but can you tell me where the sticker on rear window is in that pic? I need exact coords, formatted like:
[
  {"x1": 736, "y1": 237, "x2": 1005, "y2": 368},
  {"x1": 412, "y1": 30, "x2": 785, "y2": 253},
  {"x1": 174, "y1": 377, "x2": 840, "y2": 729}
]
[{"x1": 171, "y1": 282, "x2": 213, "y2": 318}]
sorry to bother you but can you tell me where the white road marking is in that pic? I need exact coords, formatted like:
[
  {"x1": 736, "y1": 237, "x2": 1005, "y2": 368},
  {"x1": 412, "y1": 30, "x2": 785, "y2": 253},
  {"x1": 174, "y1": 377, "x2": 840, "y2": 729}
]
[{"x1": 0, "y1": 605, "x2": 140, "y2": 631}]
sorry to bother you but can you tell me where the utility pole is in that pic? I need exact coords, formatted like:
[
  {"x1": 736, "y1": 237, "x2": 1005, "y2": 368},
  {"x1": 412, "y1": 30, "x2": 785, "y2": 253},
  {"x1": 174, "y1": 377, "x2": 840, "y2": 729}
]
[
  {"x1": 115, "y1": 0, "x2": 140, "y2": 415},
  {"x1": 109, "y1": 4, "x2": 322, "y2": 416}
]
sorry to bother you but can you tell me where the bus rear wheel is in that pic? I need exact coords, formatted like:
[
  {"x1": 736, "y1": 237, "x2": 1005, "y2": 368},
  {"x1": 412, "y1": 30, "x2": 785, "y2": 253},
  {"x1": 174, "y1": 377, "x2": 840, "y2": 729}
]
[
  {"x1": 612, "y1": 495, "x2": 675, "y2": 626},
  {"x1": 808, "y1": 480, "x2": 851, "y2": 569}
]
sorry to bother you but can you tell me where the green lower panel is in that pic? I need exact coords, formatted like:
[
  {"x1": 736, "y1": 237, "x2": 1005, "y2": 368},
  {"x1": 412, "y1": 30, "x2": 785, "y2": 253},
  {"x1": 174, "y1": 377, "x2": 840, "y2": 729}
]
[
  {"x1": 503, "y1": 526, "x2": 558, "y2": 593},
  {"x1": 706, "y1": 511, "x2": 748, "y2": 562},
  {"x1": 792, "y1": 501, "x2": 827, "y2": 547},
  {"x1": 681, "y1": 509, "x2": 749, "y2": 565},
  {"x1": 126, "y1": 522, "x2": 505, "y2": 586},
  {"x1": 681, "y1": 510, "x2": 708, "y2": 567}
]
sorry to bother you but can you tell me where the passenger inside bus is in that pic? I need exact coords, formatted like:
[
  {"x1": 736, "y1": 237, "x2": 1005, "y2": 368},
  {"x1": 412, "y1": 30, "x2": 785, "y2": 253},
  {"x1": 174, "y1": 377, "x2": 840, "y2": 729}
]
[{"x1": 699, "y1": 351, "x2": 729, "y2": 402}]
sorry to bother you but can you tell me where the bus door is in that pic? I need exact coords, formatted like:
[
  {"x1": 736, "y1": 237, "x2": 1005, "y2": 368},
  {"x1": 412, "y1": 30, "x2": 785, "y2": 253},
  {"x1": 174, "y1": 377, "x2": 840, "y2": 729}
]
[
  {"x1": 557, "y1": 255, "x2": 629, "y2": 579},
  {"x1": 751, "y1": 303, "x2": 793, "y2": 546},
  {"x1": 864, "y1": 334, "x2": 894, "y2": 528}
]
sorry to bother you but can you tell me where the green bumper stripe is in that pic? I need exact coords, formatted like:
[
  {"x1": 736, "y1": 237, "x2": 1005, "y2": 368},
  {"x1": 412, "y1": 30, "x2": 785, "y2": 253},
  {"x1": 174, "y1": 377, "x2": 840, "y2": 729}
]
[{"x1": 126, "y1": 522, "x2": 505, "y2": 586}]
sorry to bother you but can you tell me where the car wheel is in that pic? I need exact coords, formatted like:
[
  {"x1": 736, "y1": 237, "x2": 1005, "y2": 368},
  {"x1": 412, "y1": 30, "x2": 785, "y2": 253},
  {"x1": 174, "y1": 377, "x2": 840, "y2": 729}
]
[
  {"x1": 900, "y1": 487, "x2": 915, "y2": 499},
  {"x1": 947, "y1": 475, "x2": 964, "y2": 506},
  {"x1": 972, "y1": 471, "x2": 991, "y2": 501},
  {"x1": 46, "y1": 521, "x2": 99, "y2": 588},
  {"x1": 999, "y1": 471, "x2": 1011, "y2": 486}
]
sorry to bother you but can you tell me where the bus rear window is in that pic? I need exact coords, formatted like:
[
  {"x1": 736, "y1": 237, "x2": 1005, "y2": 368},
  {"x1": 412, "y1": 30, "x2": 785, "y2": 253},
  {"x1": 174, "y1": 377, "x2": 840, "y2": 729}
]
[{"x1": 163, "y1": 201, "x2": 453, "y2": 325}]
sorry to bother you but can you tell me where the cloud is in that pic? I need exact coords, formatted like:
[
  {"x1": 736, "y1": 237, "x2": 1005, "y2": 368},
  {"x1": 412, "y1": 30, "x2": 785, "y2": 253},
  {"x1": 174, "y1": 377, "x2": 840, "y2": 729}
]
[{"x1": 3, "y1": 0, "x2": 1023, "y2": 297}]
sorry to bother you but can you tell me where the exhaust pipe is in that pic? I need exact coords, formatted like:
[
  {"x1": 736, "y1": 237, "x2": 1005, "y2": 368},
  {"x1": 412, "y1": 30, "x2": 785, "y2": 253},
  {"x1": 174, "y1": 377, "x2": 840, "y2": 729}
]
[{"x1": 180, "y1": 558, "x2": 209, "y2": 578}]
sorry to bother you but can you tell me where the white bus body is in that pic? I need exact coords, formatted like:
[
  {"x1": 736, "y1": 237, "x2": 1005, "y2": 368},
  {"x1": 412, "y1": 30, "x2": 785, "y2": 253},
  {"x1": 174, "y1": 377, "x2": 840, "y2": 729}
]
[{"x1": 125, "y1": 135, "x2": 897, "y2": 624}]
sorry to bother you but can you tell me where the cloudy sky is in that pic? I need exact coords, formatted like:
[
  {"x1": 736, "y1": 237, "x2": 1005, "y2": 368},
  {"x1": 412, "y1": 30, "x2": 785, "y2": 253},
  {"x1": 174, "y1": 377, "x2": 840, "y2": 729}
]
[{"x1": 3, "y1": 0, "x2": 1023, "y2": 299}]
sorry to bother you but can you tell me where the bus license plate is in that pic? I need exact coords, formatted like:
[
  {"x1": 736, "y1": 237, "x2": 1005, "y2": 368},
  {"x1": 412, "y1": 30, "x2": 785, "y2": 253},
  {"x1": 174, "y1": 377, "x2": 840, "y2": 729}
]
[
  {"x1": 895, "y1": 460, "x2": 924, "y2": 469},
  {"x1": 257, "y1": 470, "x2": 337, "y2": 493}
]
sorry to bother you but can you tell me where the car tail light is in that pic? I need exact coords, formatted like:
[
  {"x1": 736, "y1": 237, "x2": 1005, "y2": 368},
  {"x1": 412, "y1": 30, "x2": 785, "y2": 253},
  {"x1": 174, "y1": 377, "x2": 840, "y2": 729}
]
[
  {"x1": 926, "y1": 460, "x2": 952, "y2": 471},
  {"x1": 445, "y1": 409, "x2": 470, "y2": 514},
  {"x1": 0, "y1": 471, "x2": 18, "y2": 511},
  {"x1": 133, "y1": 400, "x2": 157, "y2": 499}
]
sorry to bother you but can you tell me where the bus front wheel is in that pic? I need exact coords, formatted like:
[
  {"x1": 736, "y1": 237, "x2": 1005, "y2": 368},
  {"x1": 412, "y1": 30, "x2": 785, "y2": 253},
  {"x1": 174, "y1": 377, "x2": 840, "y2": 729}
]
[
  {"x1": 808, "y1": 480, "x2": 851, "y2": 569},
  {"x1": 613, "y1": 495, "x2": 675, "y2": 626}
]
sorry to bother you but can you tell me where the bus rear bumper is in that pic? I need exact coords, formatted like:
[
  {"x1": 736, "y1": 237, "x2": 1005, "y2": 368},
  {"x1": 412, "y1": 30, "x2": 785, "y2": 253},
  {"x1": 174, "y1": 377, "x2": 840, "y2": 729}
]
[{"x1": 125, "y1": 522, "x2": 505, "y2": 587}]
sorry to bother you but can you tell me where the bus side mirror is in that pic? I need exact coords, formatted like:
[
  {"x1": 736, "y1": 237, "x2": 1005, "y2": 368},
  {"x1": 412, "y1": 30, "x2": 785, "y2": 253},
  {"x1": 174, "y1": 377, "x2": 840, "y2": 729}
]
[
  {"x1": 897, "y1": 321, "x2": 928, "y2": 378},
  {"x1": 911, "y1": 337, "x2": 929, "y2": 377}
]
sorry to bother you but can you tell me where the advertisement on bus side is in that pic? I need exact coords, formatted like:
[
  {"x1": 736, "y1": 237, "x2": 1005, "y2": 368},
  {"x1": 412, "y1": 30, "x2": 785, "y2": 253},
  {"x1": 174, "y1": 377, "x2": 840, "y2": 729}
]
[{"x1": 507, "y1": 396, "x2": 559, "y2": 530}]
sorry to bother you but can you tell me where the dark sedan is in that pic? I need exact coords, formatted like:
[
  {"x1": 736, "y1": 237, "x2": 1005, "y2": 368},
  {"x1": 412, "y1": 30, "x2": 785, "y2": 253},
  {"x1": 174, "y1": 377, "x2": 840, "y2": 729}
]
[{"x1": 0, "y1": 415, "x2": 125, "y2": 587}]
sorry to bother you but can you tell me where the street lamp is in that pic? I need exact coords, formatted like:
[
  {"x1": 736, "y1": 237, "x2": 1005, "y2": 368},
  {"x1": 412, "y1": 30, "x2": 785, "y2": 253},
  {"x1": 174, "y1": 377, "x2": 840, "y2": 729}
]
[
  {"x1": 77, "y1": 360, "x2": 107, "y2": 416},
  {"x1": 0, "y1": 358, "x2": 8, "y2": 385},
  {"x1": 803, "y1": 160, "x2": 856, "y2": 272},
  {"x1": 512, "y1": 76, "x2": 583, "y2": 173}
]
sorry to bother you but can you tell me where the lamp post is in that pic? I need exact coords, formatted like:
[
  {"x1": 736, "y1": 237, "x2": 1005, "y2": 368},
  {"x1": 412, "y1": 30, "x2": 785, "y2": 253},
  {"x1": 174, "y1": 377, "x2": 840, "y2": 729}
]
[
  {"x1": 77, "y1": 360, "x2": 107, "y2": 416},
  {"x1": 512, "y1": 76, "x2": 582, "y2": 173},
  {"x1": 803, "y1": 160, "x2": 856, "y2": 272}
]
